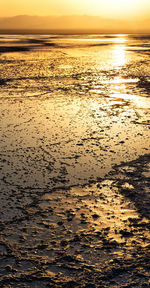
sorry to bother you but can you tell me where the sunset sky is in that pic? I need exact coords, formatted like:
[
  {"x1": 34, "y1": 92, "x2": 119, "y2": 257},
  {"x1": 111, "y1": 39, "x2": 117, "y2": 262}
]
[{"x1": 1, "y1": 0, "x2": 150, "y2": 19}]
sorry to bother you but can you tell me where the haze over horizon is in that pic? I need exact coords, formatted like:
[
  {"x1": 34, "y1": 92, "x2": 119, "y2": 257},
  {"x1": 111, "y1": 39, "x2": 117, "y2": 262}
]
[
  {"x1": 1, "y1": 0, "x2": 150, "y2": 18},
  {"x1": 0, "y1": 0, "x2": 150, "y2": 33},
  {"x1": 0, "y1": 14, "x2": 150, "y2": 33}
]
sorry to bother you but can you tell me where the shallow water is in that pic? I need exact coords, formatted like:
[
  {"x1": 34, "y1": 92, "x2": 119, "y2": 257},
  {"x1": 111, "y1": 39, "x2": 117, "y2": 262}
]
[
  {"x1": 0, "y1": 34, "x2": 150, "y2": 188},
  {"x1": 0, "y1": 34, "x2": 150, "y2": 287}
]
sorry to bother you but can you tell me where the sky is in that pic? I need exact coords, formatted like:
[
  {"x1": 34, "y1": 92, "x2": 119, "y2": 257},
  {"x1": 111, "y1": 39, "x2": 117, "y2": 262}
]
[{"x1": 1, "y1": 0, "x2": 150, "y2": 19}]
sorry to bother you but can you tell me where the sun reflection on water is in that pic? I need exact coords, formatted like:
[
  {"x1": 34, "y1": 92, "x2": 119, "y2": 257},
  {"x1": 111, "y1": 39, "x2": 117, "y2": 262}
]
[
  {"x1": 109, "y1": 37, "x2": 128, "y2": 98},
  {"x1": 113, "y1": 44, "x2": 126, "y2": 69}
]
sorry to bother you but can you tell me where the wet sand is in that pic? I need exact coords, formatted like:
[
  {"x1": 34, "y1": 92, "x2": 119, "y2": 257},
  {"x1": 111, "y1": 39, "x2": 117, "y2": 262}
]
[{"x1": 0, "y1": 34, "x2": 150, "y2": 287}]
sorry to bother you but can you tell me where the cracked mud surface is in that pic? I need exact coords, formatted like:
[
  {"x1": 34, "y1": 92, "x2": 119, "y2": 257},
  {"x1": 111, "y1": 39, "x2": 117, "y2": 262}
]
[{"x1": 0, "y1": 34, "x2": 150, "y2": 287}]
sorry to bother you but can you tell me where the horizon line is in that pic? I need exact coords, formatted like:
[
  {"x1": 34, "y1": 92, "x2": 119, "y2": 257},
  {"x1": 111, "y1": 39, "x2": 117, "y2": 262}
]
[
  {"x1": 0, "y1": 14, "x2": 150, "y2": 21},
  {"x1": 0, "y1": 29, "x2": 150, "y2": 35}
]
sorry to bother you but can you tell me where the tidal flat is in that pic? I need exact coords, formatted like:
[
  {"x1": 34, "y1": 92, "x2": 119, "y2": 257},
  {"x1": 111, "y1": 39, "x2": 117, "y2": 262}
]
[{"x1": 0, "y1": 34, "x2": 150, "y2": 287}]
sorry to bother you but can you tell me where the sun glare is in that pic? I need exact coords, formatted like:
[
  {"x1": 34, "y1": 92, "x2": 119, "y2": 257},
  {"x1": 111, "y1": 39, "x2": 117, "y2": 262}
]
[
  {"x1": 113, "y1": 45, "x2": 126, "y2": 68},
  {"x1": 98, "y1": 0, "x2": 142, "y2": 18},
  {"x1": 109, "y1": 0, "x2": 139, "y2": 7}
]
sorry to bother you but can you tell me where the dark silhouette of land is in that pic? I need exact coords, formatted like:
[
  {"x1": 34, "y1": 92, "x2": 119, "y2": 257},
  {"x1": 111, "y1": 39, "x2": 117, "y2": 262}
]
[{"x1": 0, "y1": 15, "x2": 150, "y2": 34}]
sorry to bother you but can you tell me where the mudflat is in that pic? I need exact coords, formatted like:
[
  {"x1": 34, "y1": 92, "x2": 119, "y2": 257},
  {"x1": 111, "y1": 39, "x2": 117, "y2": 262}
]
[{"x1": 0, "y1": 34, "x2": 150, "y2": 287}]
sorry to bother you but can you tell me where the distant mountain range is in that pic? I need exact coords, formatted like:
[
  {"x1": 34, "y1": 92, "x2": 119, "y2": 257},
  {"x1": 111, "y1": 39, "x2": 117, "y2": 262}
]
[{"x1": 0, "y1": 15, "x2": 150, "y2": 33}]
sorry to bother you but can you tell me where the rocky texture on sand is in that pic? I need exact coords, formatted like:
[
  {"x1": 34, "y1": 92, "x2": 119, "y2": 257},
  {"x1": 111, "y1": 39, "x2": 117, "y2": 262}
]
[
  {"x1": 0, "y1": 34, "x2": 150, "y2": 287},
  {"x1": 0, "y1": 154, "x2": 150, "y2": 287}
]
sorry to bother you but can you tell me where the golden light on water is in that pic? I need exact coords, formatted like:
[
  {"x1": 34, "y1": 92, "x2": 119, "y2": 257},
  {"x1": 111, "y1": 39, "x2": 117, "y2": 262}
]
[
  {"x1": 113, "y1": 42, "x2": 126, "y2": 69},
  {"x1": 0, "y1": 24, "x2": 150, "y2": 287}
]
